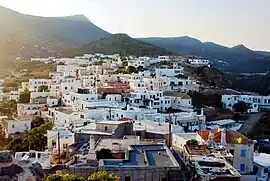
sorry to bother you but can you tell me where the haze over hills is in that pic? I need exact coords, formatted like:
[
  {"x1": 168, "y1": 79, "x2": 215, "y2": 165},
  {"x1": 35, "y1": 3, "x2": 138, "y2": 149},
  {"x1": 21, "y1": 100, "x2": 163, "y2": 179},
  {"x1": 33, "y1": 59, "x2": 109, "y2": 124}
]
[
  {"x1": 65, "y1": 33, "x2": 174, "y2": 57},
  {"x1": 0, "y1": 6, "x2": 109, "y2": 61},
  {"x1": 138, "y1": 37, "x2": 270, "y2": 73}
]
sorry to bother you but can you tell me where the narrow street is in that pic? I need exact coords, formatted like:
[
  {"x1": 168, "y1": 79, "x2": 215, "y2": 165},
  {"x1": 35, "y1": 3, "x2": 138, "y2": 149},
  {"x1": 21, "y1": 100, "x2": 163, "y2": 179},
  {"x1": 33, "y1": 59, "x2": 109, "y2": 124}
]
[{"x1": 239, "y1": 113, "x2": 261, "y2": 134}]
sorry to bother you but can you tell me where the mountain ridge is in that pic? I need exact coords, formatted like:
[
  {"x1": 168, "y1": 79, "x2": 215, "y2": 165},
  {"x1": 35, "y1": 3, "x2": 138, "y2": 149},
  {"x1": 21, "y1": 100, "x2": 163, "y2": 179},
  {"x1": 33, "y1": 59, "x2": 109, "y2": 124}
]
[
  {"x1": 64, "y1": 33, "x2": 175, "y2": 57},
  {"x1": 138, "y1": 36, "x2": 270, "y2": 72},
  {"x1": 0, "y1": 6, "x2": 110, "y2": 62}
]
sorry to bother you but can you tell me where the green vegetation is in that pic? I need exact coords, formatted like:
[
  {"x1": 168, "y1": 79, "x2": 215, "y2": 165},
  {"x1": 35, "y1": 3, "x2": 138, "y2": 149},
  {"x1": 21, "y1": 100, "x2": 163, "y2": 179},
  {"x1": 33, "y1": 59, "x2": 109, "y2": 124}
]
[
  {"x1": 38, "y1": 85, "x2": 49, "y2": 92},
  {"x1": 0, "y1": 99, "x2": 17, "y2": 117},
  {"x1": 96, "y1": 148, "x2": 113, "y2": 160},
  {"x1": 186, "y1": 139, "x2": 199, "y2": 145},
  {"x1": 31, "y1": 116, "x2": 46, "y2": 128},
  {"x1": 232, "y1": 101, "x2": 248, "y2": 113},
  {"x1": 65, "y1": 34, "x2": 175, "y2": 57},
  {"x1": 45, "y1": 174, "x2": 85, "y2": 181},
  {"x1": 45, "y1": 171, "x2": 119, "y2": 181},
  {"x1": 88, "y1": 171, "x2": 120, "y2": 181},
  {"x1": 7, "y1": 122, "x2": 53, "y2": 153},
  {"x1": 248, "y1": 112, "x2": 270, "y2": 139},
  {"x1": 1, "y1": 61, "x2": 55, "y2": 89},
  {"x1": 188, "y1": 91, "x2": 222, "y2": 108},
  {"x1": 19, "y1": 90, "x2": 30, "y2": 103}
]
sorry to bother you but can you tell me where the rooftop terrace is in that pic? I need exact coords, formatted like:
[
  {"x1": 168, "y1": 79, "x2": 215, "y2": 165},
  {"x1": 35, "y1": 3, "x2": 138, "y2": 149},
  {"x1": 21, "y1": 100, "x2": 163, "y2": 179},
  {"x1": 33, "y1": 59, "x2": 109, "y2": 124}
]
[{"x1": 99, "y1": 144, "x2": 179, "y2": 167}]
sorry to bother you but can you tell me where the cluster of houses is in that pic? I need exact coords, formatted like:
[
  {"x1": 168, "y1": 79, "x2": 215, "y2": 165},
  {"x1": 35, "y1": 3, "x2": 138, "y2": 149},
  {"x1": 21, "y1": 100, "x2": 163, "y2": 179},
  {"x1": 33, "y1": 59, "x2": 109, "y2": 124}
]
[{"x1": 0, "y1": 53, "x2": 269, "y2": 181}]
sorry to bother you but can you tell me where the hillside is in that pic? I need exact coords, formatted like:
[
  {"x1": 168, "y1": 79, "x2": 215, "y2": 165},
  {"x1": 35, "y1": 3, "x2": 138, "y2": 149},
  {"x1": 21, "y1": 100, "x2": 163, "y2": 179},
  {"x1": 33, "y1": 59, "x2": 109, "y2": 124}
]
[
  {"x1": 138, "y1": 36, "x2": 270, "y2": 73},
  {"x1": 0, "y1": 6, "x2": 109, "y2": 62},
  {"x1": 65, "y1": 34, "x2": 175, "y2": 57}
]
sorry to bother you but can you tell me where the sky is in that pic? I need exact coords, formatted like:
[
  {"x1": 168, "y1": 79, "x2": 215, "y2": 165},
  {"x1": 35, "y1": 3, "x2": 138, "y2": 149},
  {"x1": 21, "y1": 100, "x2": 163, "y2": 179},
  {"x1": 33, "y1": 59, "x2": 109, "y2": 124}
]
[{"x1": 0, "y1": 0, "x2": 269, "y2": 51}]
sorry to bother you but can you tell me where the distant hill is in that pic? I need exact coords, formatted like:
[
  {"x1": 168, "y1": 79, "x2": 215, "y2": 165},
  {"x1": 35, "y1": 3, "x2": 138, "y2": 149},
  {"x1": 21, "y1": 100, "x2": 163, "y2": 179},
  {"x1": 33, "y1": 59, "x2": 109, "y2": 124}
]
[
  {"x1": 138, "y1": 36, "x2": 270, "y2": 73},
  {"x1": 65, "y1": 34, "x2": 175, "y2": 57},
  {"x1": 0, "y1": 6, "x2": 109, "y2": 62}
]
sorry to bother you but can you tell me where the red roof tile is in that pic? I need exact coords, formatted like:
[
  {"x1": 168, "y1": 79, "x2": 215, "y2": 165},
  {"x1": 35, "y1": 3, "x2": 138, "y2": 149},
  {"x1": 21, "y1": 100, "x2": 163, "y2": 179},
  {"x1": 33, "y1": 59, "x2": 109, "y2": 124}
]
[{"x1": 197, "y1": 129, "x2": 250, "y2": 145}]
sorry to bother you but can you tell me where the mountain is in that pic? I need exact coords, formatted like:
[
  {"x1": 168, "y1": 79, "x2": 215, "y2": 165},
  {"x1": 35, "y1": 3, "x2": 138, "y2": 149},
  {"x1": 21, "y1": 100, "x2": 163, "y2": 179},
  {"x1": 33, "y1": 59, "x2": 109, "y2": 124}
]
[
  {"x1": 256, "y1": 51, "x2": 270, "y2": 56},
  {"x1": 0, "y1": 6, "x2": 109, "y2": 62},
  {"x1": 138, "y1": 37, "x2": 270, "y2": 73},
  {"x1": 65, "y1": 34, "x2": 175, "y2": 57}
]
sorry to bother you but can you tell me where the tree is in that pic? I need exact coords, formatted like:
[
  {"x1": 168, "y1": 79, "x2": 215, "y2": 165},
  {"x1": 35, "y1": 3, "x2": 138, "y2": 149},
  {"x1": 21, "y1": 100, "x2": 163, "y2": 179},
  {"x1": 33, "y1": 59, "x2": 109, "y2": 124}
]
[
  {"x1": 7, "y1": 122, "x2": 53, "y2": 152},
  {"x1": 88, "y1": 171, "x2": 119, "y2": 181},
  {"x1": 186, "y1": 139, "x2": 199, "y2": 145},
  {"x1": 19, "y1": 90, "x2": 30, "y2": 103},
  {"x1": 96, "y1": 149, "x2": 113, "y2": 160},
  {"x1": 127, "y1": 66, "x2": 138, "y2": 74},
  {"x1": 45, "y1": 174, "x2": 85, "y2": 181},
  {"x1": 31, "y1": 116, "x2": 45, "y2": 128},
  {"x1": 137, "y1": 65, "x2": 144, "y2": 72},
  {"x1": 233, "y1": 101, "x2": 248, "y2": 113},
  {"x1": 0, "y1": 100, "x2": 17, "y2": 117},
  {"x1": 38, "y1": 85, "x2": 48, "y2": 92}
]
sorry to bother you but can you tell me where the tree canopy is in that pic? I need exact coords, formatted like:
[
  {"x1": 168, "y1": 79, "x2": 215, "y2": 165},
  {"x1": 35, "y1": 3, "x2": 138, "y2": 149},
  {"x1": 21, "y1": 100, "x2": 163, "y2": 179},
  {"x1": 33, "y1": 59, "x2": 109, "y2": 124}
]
[
  {"x1": 233, "y1": 101, "x2": 248, "y2": 113},
  {"x1": 45, "y1": 171, "x2": 119, "y2": 181},
  {"x1": 7, "y1": 122, "x2": 53, "y2": 152},
  {"x1": 38, "y1": 85, "x2": 49, "y2": 92},
  {"x1": 88, "y1": 171, "x2": 120, "y2": 181},
  {"x1": 45, "y1": 174, "x2": 85, "y2": 181},
  {"x1": 31, "y1": 116, "x2": 45, "y2": 128},
  {"x1": 19, "y1": 90, "x2": 30, "y2": 103}
]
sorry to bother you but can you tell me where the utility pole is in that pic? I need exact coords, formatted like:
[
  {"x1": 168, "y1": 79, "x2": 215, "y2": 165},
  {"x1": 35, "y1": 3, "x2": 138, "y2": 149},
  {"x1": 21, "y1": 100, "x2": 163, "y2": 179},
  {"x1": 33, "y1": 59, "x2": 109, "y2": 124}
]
[
  {"x1": 168, "y1": 113, "x2": 172, "y2": 148},
  {"x1": 57, "y1": 132, "x2": 61, "y2": 164}
]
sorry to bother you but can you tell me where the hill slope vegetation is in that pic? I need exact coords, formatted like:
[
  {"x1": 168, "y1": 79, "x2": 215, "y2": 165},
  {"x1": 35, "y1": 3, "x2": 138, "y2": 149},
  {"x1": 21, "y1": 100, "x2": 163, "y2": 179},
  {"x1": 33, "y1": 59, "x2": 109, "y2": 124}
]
[
  {"x1": 65, "y1": 34, "x2": 175, "y2": 57},
  {"x1": 0, "y1": 6, "x2": 109, "y2": 62},
  {"x1": 138, "y1": 36, "x2": 270, "y2": 73}
]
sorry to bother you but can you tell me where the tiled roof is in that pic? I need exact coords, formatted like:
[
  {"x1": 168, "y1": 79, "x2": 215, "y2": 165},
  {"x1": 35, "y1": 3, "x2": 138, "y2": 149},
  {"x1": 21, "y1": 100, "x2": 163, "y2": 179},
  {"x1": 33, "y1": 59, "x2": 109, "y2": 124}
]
[{"x1": 197, "y1": 129, "x2": 250, "y2": 145}]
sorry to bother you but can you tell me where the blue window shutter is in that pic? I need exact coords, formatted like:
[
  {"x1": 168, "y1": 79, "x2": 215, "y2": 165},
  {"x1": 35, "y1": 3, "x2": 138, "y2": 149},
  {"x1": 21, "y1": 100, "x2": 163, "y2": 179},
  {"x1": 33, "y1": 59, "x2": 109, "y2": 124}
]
[{"x1": 240, "y1": 164, "x2": 246, "y2": 172}]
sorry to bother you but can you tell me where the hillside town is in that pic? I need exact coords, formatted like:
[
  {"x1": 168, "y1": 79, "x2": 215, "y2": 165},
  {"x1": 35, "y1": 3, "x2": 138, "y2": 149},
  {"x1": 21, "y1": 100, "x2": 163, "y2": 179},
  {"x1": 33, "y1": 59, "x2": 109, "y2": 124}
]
[{"x1": 0, "y1": 53, "x2": 269, "y2": 181}]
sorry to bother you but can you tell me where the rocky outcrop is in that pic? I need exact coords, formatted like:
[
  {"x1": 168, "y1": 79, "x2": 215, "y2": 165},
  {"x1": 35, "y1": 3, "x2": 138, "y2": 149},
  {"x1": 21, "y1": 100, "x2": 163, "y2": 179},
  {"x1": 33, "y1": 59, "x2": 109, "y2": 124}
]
[{"x1": 0, "y1": 151, "x2": 44, "y2": 181}]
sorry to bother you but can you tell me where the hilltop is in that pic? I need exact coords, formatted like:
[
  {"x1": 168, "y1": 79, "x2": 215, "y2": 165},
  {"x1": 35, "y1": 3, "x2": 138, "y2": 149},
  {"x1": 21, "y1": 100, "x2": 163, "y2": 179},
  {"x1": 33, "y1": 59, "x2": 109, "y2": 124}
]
[
  {"x1": 65, "y1": 34, "x2": 175, "y2": 57},
  {"x1": 0, "y1": 6, "x2": 109, "y2": 62}
]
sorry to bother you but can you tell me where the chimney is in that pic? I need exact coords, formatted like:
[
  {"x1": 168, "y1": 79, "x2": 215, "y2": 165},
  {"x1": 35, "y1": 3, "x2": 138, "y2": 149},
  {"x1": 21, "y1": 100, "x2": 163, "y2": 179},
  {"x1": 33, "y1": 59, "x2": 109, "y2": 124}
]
[{"x1": 220, "y1": 129, "x2": 227, "y2": 146}]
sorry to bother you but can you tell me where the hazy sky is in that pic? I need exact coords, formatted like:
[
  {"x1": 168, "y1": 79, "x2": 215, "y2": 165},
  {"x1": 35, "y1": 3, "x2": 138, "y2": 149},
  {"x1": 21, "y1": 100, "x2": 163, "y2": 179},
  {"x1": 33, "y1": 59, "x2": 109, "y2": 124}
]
[{"x1": 0, "y1": 0, "x2": 269, "y2": 51}]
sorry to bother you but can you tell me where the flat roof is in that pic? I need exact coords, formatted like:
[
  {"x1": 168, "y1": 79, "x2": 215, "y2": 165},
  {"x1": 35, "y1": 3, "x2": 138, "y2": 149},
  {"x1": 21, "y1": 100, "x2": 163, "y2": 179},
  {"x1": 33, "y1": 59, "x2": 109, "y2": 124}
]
[
  {"x1": 254, "y1": 153, "x2": 270, "y2": 167},
  {"x1": 79, "y1": 130, "x2": 112, "y2": 136},
  {"x1": 211, "y1": 119, "x2": 236, "y2": 126},
  {"x1": 97, "y1": 120, "x2": 129, "y2": 125},
  {"x1": 194, "y1": 156, "x2": 241, "y2": 178},
  {"x1": 100, "y1": 144, "x2": 179, "y2": 167},
  {"x1": 55, "y1": 107, "x2": 74, "y2": 115}
]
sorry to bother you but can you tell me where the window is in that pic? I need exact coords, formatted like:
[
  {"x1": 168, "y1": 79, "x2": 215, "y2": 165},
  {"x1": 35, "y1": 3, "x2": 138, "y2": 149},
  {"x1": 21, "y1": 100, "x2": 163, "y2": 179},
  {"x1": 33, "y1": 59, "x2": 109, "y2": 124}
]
[
  {"x1": 160, "y1": 177, "x2": 168, "y2": 181},
  {"x1": 124, "y1": 176, "x2": 131, "y2": 181},
  {"x1": 240, "y1": 164, "x2": 246, "y2": 172},
  {"x1": 65, "y1": 87, "x2": 67, "y2": 90},
  {"x1": 105, "y1": 126, "x2": 108, "y2": 131},
  {"x1": 241, "y1": 149, "x2": 246, "y2": 157},
  {"x1": 12, "y1": 124, "x2": 15, "y2": 128},
  {"x1": 80, "y1": 115, "x2": 84, "y2": 119}
]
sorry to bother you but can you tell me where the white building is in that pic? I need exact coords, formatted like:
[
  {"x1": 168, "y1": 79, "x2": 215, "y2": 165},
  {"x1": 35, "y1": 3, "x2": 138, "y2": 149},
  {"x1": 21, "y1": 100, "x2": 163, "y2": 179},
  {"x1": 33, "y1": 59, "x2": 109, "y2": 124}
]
[
  {"x1": 253, "y1": 152, "x2": 270, "y2": 181},
  {"x1": 28, "y1": 79, "x2": 51, "y2": 92},
  {"x1": 47, "y1": 129, "x2": 75, "y2": 153},
  {"x1": 188, "y1": 58, "x2": 210, "y2": 67},
  {"x1": 155, "y1": 68, "x2": 184, "y2": 77},
  {"x1": 158, "y1": 56, "x2": 170, "y2": 62},
  {"x1": 1, "y1": 117, "x2": 31, "y2": 138},
  {"x1": 221, "y1": 94, "x2": 270, "y2": 113}
]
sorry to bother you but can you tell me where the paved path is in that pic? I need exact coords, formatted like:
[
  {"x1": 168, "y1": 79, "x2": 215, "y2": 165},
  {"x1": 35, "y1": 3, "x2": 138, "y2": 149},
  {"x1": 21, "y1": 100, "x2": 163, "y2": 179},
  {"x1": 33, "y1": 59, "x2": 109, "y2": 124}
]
[{"x1": 239, "y1": 113, "x2": 261, "y2": 134}]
